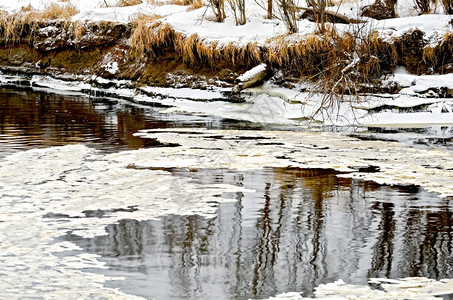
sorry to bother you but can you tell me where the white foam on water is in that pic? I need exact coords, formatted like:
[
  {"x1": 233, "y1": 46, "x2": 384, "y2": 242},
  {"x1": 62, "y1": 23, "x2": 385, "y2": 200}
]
[
  {"x1": 1, "y1": 129, "x2": 452, "y2": 297},
  {"x1": 135, "y1": 128, "x2": 453, "y2": 198},
  {"x1": 0, "y1": 144, "x2": 251, "y2": 298},
  {"x1": 267, "y1": 278, "x2": 453, "y2": 299}
]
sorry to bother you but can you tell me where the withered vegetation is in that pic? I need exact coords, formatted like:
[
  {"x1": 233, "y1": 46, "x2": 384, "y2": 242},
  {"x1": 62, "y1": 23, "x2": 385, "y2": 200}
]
[
  {"x1": 0, "y1": 2, "x2": 453, "y2": 106},
  {"x1": 116, "y1": 0, "x2": 143, "y2": 6},
  {"x1": 0, "y1": 3, "x2": 80, "y2": 45},
  {"x1": 127, "y1": 18, "x2": 412, "y2": 91}
]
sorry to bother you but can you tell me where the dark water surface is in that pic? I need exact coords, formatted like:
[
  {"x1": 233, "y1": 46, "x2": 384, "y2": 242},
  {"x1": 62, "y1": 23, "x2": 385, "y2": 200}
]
[
  {"x1": 0, "y1": 88, "x2": 260, "y2": 157},
  {"x1": 1, "y1": 88, "x2": 452, "y2": 299}
]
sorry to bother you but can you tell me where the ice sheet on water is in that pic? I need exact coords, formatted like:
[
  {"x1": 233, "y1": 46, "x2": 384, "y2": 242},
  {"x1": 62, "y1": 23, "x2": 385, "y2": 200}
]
[{"x1": 140, "y1": 85, "x2": 226, "y2": 100}]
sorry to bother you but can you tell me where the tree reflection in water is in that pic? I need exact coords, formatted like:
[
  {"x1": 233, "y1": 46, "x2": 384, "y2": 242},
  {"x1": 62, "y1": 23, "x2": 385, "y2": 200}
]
[
  {"x1": 68, "y1": 168, "x2": 453, "y2": 299},
  {"x1": 0, "y1": 88, "x2": 258, "y2": 157},
  {"x1": 0, "y1": 88, "x2": 169, "y2": 153}
]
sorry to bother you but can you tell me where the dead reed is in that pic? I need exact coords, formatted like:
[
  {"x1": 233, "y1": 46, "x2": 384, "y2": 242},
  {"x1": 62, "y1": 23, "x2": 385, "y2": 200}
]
[
  {"x1": 0, "y1": 3, "x2": 79, "y2": 44},
  {"x1": 128, "y1": 14, "x2": 406, "y2": 88},
  {"x1": 129, "y1": 18, "x2": 171, "y2": 57},
  {"x1": 129, "y1": 16, "x2": 263, "y2": 66},
  {"x1": 422, "y1": 30, "x2": 453, "y2": 72},
  {"x1": 40, "y1": 3, "x2": 79, "y2": 20},
  {"x1": 117, "y1": 0, "x2": 142, "y2": 6}
]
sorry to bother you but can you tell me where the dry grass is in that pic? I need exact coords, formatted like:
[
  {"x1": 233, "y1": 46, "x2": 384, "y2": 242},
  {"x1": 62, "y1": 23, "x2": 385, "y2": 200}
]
[
  {"x1": 20, "y1": 4, "x2": 34, "y2": 12},
  {"x1": 117, "y1": 0, "x2": 142, "y2": 6},
  {"x1": 423, "y1": 45, "x2": 437, "y2": 64},
  {"x1": 0, "y1": 3, "x2": 80, "y2": 45},
  {"x1": 144, "y1": 0, "x2": 161, "y2": 5},
  {"x1": 122, "y1": 14, "x2": 453, "y2": 87},
  {"x1": 414, "y1": 0, "x2": 436, "y2": 14},
  {"x1": 129, "y1": 17, "x2": 170, "y2": 56},
  {"x1": 145, "y1": 0, "x2": 203, "y2": 8},
  {"x1": 187, "y1": 0, "x2": 204, "y2": 9},
  {"x1": 422, "y1": 30, "x2": 453, "y2": 70},
  {"x1": 441, "y1": 0, "x2": 453, "y2": 13},
  {"x1": 128, "y1": 13, "x2": 399, "y2": 84},
  {"x1": 40, "y1": 3, "x2": 79, "y2": 20},
  {"x1": 129, "y1": 14, "x2": 262, "y2": 66},
  {"x1": 12, "y1": 2, "x2": 78, "y2": 21}
]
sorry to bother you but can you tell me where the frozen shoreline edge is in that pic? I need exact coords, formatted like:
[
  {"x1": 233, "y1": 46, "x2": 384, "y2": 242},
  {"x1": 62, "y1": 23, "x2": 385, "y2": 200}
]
[{"x1": 1, "y1": 72, "x2": 453, "y2": 127}]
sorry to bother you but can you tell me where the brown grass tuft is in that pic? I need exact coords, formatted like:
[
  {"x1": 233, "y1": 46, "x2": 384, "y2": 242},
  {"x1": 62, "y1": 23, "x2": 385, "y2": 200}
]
[
  {"x1": 129, "y1": 17, "x2": 172, "y2": 57},
  {"x1": 117, "y1": 0, "x2": 142, "y2": 7},
  {"x1": 423, "y1": 46, "x2": 437, "y2": 65},
  {"x1": 187, "y1": 0, "x2": 204, "y2": 9},
  {"x1": 40, "y1": 3, "x2": 79, "y2": 20},
  {"x1": 0, "y1": 3, "x2": 82, "y2": 46},
  {"x1": 178, "y1": 33, "x2": 198, "y2": 63},
  {"x1": 420, "y1": 30, "x2": 453, "y2": 72},
  {"x1": 20, "y1": 4, "x2": 34, "y2": 12},
  {"x1": 244, "y1": 42, "x2": 262, "y2": 64}
]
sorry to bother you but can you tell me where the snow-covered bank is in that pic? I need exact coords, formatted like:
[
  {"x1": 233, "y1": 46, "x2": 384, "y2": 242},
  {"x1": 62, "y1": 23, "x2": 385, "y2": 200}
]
[
  {"x1": 0, "y1": 0, "x2": 452, "y2": 129},
  {"x1": 1, "y1": 73, "x2": 452, "y2": 128},
  {"x1": 3, "y1": 0, "x2": 450, "y2": 46}
]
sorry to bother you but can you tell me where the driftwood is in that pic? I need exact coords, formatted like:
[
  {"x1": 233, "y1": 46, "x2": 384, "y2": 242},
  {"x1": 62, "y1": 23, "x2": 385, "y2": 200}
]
[
  {"x1": 232, "y1": 64, "x2": 269, "y2": 93},
  {"x1": 297, "y1": 6, "x2": 365, "y2": 24}
]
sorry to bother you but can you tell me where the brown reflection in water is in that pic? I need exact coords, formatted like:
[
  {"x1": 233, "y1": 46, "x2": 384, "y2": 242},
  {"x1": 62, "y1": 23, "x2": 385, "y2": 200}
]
[
  {"x1": 0, "y1": 90, "x2": 105, "y2": 146},
  {"x1": 0, "y1": 89, "x2": 168, "y2": 154},
  {"x1": 115, "y1": 108, "x2": 169, "y2": 150},
  {"x1": 67, "y1": 167, "x2": 453, "y2": 299}
]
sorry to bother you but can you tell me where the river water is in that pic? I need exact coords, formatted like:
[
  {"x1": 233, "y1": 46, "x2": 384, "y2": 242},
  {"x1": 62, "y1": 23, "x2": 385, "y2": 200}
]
[{"x1": 0, "y1": 88, "x2": 452, "y2": 299}]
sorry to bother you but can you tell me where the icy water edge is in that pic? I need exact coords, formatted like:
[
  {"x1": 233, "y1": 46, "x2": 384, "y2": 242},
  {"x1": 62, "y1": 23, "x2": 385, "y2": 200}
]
[{"x1": 0, "y1": 88, "x2": 452, "y2": 299}]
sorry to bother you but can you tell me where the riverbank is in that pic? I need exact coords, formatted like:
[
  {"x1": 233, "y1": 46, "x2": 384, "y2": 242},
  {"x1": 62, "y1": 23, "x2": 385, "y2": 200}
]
[
  {"x1": 1, "y1": 14, "x2": 453, "y2": 87},
  {"x1": 1, "y1": 1, "x2": 453, "y2": 125}
]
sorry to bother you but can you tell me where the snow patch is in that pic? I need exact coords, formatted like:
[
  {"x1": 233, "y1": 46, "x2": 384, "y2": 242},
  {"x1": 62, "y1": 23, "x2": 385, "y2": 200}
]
[
  {"x1": 237, "y1": 63, "x2": 267, "y2": 82},
  {"x1": 103, "y1": 61, "x2": 119, "y2": 74}
]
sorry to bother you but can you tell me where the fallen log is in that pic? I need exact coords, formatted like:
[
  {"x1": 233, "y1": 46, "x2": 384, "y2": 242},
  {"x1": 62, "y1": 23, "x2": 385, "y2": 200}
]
[
  {"x1": 232, "y1": 63, "x2": 269, "y2": 93},
  {"x1": 297, "y1": 7, "x2": 365, "y2": 24}
]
